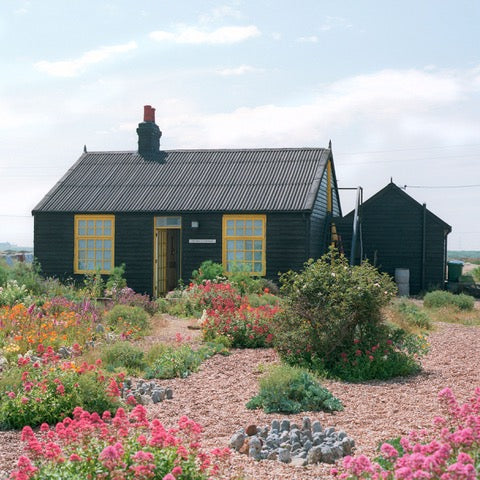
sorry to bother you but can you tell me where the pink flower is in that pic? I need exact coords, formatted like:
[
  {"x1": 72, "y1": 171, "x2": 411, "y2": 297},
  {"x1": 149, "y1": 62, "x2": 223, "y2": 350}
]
[
  {"x1": 162, "y1": 475, "x2": 175, "y2": 480},
  {"x1": 7, "y1": 391, "x2": 16, "y2": 399},
  {"x1": 69, "y1": 454, "x2": 81, "y2": 462}
]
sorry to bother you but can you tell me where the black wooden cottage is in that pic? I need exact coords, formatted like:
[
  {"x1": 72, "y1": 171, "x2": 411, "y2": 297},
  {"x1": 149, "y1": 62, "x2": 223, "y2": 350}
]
[
  {"x1": 335, "y1": 182, "x2": 451, "y2": 295},
  {"x1": 33, "y1": 106, "x2": 341, "y2": 296}
]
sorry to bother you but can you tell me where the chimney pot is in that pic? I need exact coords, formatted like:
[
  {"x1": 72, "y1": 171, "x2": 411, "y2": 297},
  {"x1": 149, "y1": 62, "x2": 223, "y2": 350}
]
[{"x1": 144, "y1": 105, "x2": 155, "y2": 123}]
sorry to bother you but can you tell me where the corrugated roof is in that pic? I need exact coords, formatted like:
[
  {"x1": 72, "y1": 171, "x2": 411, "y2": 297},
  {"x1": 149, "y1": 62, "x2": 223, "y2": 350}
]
[{"x1": 33, "y1": 148, "x2": 330, "y2": 213}]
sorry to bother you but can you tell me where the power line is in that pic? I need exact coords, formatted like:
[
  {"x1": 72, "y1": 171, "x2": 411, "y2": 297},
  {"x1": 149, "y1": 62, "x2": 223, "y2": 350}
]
[{"x1": 405, "y1": 184, "x2": 480, "y2": 189}]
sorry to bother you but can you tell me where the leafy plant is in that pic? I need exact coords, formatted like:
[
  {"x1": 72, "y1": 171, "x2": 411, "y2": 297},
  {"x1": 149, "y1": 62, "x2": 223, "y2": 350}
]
[
  {"x1": 423, "y1": 290, "x2": 475, "y2": 311},
  {"x1": 274, "y1": 248, "x2": 400, "y2": 377},
  {"x1": 100, "y1": 342, "x2": 147, "y2": 374},
  {"x1": 103, "y1": 304, "x2": 151, "y2": 338},
  {"x1": 0, "y1": 280, "x2": 30, "y2": 306},
  {"x1": 191, "y1": 260, "x2": 226, "y2": 284},
  {"x1": 11, "y1": 406, "x2": 230, "y2": 480},
  {"x1": 105, "y1": 263, "x2": 127, "y2": 291},
  {"x1": 0, "y1": 349, "x2": 123, "y2": 429},
  {"x1": 246, "y1": 363, "x2": 343, "y2": 413},
  {"x1": 387, "y1": 298, "x2": 432, "y2": 331},
  {"x1": 338, "y1": 387, "x2": 480, "y2": 480}
]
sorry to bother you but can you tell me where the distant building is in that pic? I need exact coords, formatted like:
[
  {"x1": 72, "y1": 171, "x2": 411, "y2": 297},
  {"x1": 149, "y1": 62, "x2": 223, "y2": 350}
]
[
  {"x1": 336, "y1": 182, "x2": 451, "y2": 294},
  {"x1": 33, "y1": 105, "x2": 341, "y2": 296}
]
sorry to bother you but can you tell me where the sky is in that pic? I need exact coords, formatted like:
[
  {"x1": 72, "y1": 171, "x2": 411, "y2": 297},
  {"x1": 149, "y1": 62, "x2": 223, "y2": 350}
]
[{"x1": 1, "y1": 0, "x2": 479, "y2": 250}]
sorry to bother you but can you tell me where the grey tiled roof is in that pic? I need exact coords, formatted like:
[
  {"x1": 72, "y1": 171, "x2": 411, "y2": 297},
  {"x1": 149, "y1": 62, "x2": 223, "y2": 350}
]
[{"x1": 33, "y1": 148, "x2": 330, "y2": 213}]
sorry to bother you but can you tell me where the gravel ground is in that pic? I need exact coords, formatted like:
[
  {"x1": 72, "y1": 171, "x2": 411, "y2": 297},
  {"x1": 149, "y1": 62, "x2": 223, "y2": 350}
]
[{"x1": 1, "y1": 319, "x2": 479, "y2": 479}]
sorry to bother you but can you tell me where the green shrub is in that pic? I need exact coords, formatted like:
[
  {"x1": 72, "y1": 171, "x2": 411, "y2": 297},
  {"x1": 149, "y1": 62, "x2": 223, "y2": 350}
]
[
  {"x1": 472, "y1": 266, "x2": 480, "y2": 282},
  {"x1": 0, "y1": 280, "x2": 31, "y2": 306},
  {"x1": 191, "y1": 260, "x2": 226, "y2": 283},
  {"x1": 145, "y1": 343, "x2": 225, "y2": 379},
  {"x1": 103, "y1": 304, "x2": 151, "y2": 337},
  {"x1": 100, "y1": 342, "x2": 147, "y2": 374},
  {"x1": 275, "y1": 248, "x2": 398, "y2": 373},
  {"x1": 8, "y1": 261, "x2": 45, "y2": 295},
  {"x1": 246, "y1": 364, "x2": 343, "y2": 413},
  {"x1": 389, "y1": 299, "x2": 432, "y2": 330},
  {"x1": 423, "y1": 290, "x2": 475, "y2": 311},
  {"x1": 105, "y1": 263, "x2": 127, "y2": 291}
]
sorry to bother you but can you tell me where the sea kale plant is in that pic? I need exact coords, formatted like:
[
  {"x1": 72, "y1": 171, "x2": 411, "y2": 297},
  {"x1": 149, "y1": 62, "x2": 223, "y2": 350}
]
[{"x1": 274, "y1": 248, "x2": 426, "y2": 380}]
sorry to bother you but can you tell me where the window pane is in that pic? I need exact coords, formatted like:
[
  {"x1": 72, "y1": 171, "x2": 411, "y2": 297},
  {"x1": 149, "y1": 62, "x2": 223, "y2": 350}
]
[
  {"x1": 104, "y1": 220, "x2": 111, "y2": 229},
  {"x1": 87, "y1": 220, "x2": 94, "y2": 235},
  {"x1": 104, "y1": 261, "x2": 111, "y2": 271},
  {"x1": 245, "y1": 251, "x2": 253, "y2": 260},
  {"x1": 245, "y1": 220, "x2": 252, "y2": 228},
  {"x1": 227, "y1": 252, "x2": 234, "y2": 260},
  {"x1": 254, "y1": 240, "x2": 262, "y2": 250},
  {"x1": 87, "y1": 261, "x2": 94, "y2": 270},
  {"x1": 104, "y1": 240, "x2": 112, "y2": 249},
  {"x1": 104, "y1": 227, "x2": 111, "y2": 235},
  {"x1": 235, "y1": 251, "x2": 244, "y2": 260},
  {"x1": 236, "y1": 240, "x2": 244, "y2": 250},
  {"x1": 227, "y1": 262, "x2": 233, "y2": 271},
  {"x1": 254, "y1": 227, "x2": 262, "y2": 236},
  {"x1": 245, "y1": 228, "x2": 252, "y2": 235},
  {"x1": 78, "y1": 239, "x2": 86, "y2": 249},
  {"x1": 254, "y1": 251, "x2": 262, "y2": 260},
  {"x1": 104, "y1": 251, "x2": 111, "y2": 260},
  {"x1": 226, "y1": 228, "x2": 234, "y2": 236},
  {"x1": 96, "y1": 240, "x2": 103, "y2": 249},
  {"x1": 245, "y1": 240, "x2": 253, "y2": 250},
  {"x1": 78, "y1": 250, "x2": 86, "y2": 260},
  {"x1": 95, "y1": 251, "x2": 103, "y2": 260},
  {"x1": 227, "y1": 240, "x2": 234, "y2": 250},
  {"x1": 78, "y1": 261, "x2": 86, "y2": 270},
  {"x1": 95, "y1": 220, "x2": 103, "y2": 234},
  {"x1": 254, "y1": 262, "x2": 262, "y2": 272},
  {"x1": 227, "y1": 220, "x2": 234, "y2": 227},
  {"x1": 236, "y1": 220, "x2": 244, "y2": 228},
  {"x1": 87, "y1": 239, "x2": 94, "y2": 249},
  {"x1": 254, "y1": 220, "x2": 262, "y2": 227},
  {"x1": 87, "y1": 250, "x2": 94, "y2": 259},
  {"x1": 236, "y1": 227, "x2": 244, "y2": 235}
]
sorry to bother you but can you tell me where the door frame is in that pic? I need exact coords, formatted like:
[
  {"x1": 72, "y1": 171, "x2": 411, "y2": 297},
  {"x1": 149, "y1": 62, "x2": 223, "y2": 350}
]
[{"x1": 153, "y1": 216, "x2": 182, "y2": 297}]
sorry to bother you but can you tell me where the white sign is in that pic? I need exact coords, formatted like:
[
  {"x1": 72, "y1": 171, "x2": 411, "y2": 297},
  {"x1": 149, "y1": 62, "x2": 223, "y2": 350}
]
[{"x1": 189, "y1": 239, "x2": 216, "y2": 244}]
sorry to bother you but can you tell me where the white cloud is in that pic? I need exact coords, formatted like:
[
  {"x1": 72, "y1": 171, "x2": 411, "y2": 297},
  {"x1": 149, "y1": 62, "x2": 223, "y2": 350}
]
[
  {"x1": 319, "y1": 16, "x2": 353, "y2": 32},
  {"x1": 216, "y1": 64, "x2": 262, "y2": 76},
  {"x1": 199, "y1": 5, "x2": 243, "y2": 24},
  {"x1": 149, "y1": 25, "x2": 260, "y2": 45},
  {"x1": 34, "y1": 41, "x2": 137, "y2": 77},
  {"x1": 297, "y1": 35, "x2": 319, "y2": 43}
]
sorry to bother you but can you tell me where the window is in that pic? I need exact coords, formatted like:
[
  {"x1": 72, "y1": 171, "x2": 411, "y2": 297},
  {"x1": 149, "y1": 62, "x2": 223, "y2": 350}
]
[
  {"x1": 223, "y1": 215, "x2": 266, "y2": 275},
  {"x1": 74, "y1": 215, "x2": 114, "y2": 273}
]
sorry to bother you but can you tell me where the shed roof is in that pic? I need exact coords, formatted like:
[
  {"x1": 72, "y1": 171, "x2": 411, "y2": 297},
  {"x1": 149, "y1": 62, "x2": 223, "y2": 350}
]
[
  {"x1": 33, "y1": 148, "x2": 331, "y2": 213},
  {"x1": 341, "y1": 182, "x2": 452, "y2": 232}
]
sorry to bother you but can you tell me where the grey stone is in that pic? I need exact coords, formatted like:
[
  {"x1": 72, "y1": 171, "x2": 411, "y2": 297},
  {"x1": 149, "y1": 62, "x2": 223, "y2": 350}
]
[
  {"x1": 279, "y1": 442, "x2": 291, "y2": 451},
  {"x1": 229, "y1": 431, "x2": 246, "y2": 451},
  {"x1": 291, "y1": 456, "x2": 308, "y2": 467},
  {"x1": 248, "y1": 436, "x2": 262, "y2": 460},
  {"x1": 95, "y1": 323, "x2": 105, "y2": 333},
  {"x1": 311, "y1": 421, "x2": 322, "y2": 433},
  {"x1": 165, "y1": 388, "x2": 173, "y2": 399},
  {"x1": 291, "y1": 441, "x2": 302, "y2": 452},
  {"x1": 341, "y1": 437, "x2": 354, "y2": 455},
  {"x1": 303, "y1": 439, "x2": 312, "y2": 452},
  {"x1": 151, "y1": 389, "x2": 165, "y2": 404},
  {"x1": 266, "y1": 450, "x2": 278, "y2": 461},
  {"x1": 331, "y1": 444, "x2": 343, "y2": 459},
  {"x1": 280, "y1": 419, "x2": 290, "y2": 432},
  {"x1": 271, "y1": 420, "x2": 280, "y2": 431},
  {"x1": 307, "y1": 445, "x2": 323, "y2": 464},
  {"x1": 301, "y1": 430, "x2": 312, "y2": 442},
  {"x1": 140, "y1": 394, "x2": 152, "y2": 405},
  {"x1": 302, "y1": 417, "x2": 311, "y2": 431},
  {"x1": 320, "y1": 445, "x2": 335, "y2": 464},
  {"x1": 324, "y1": 427, "x2": 335, "y2": 437},
  {"x1": 337, "y1": 431, "x2": 347, "y2": 440},
  {"x1": 278, "y1": 448, "x2": 291, "y2": 463},
  {"x1": 289, "y1": 430, "x2": 300, "y2": 443},
  {"x1": 290, "y1": 423, "x2": 299, "y2": 431}
]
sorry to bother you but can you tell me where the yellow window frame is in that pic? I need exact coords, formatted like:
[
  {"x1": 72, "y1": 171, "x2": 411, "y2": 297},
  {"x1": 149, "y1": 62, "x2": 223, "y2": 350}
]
[
  {"x1": 222, "y1": 214, "x2": 266, "y2": 276},
  {"x1": 74, "y1": 215, "x2": 115, "y2": 274}
]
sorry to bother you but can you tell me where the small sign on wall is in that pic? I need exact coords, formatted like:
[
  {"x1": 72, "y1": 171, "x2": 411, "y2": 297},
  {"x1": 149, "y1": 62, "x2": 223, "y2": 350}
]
[{"x1": 189, "y1": 239, "x2": 217, "y2": 244}]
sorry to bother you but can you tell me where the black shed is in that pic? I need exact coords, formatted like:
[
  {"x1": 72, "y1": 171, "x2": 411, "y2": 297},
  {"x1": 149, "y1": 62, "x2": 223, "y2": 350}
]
[
  {"x1": 335, "y1": 182, "x2": 451, "y2": 295},
  {"x1": 33, "y1": 106, "x2": 341, "y2": 296}
]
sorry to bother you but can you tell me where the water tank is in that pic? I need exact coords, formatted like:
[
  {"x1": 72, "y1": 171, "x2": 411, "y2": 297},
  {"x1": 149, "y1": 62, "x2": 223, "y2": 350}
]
[{"x1": 395, "y1": 268, "x2": 410, "y2": 296}]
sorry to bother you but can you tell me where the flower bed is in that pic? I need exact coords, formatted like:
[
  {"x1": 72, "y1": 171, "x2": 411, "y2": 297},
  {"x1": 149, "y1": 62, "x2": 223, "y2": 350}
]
[{"x1": 11, "y1": 405, "x2": 230, "y2": 480}]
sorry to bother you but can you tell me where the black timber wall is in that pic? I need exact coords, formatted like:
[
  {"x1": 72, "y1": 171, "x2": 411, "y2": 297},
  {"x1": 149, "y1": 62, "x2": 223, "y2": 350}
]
[
  {"x1": 34, "y1": 213, "x2": 74, "y2": 280},
  {"x1": 336, "y1": 187, "x2": 448, "y2": 295},
  {"x1": 34, "y1": 211, "x2": 309, "y2": 297},
  {"x1": 309, "y1": 169, "x2": 341, "y2": 259}
]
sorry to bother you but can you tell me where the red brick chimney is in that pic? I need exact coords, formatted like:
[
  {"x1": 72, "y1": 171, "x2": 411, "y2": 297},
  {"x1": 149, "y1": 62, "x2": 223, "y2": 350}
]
[{"x1": 137, "y1": 105, "x2": 162, "y2": 160}]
